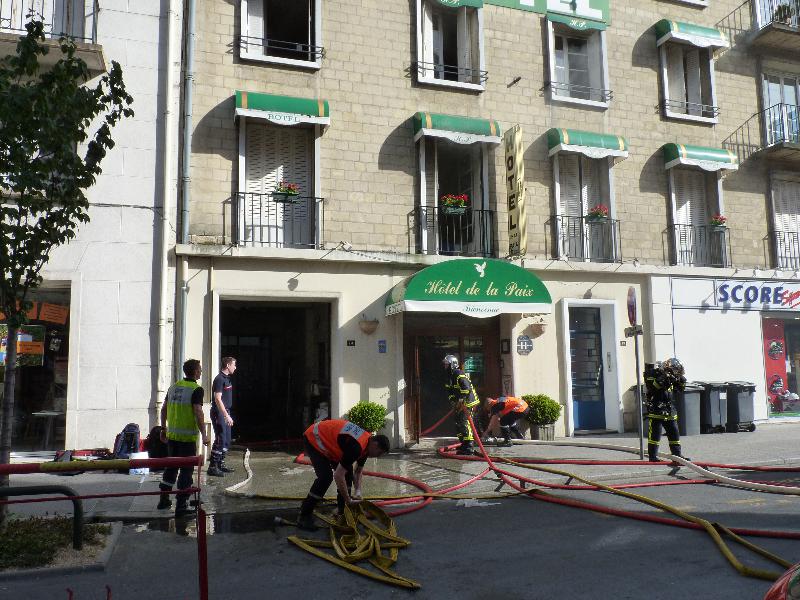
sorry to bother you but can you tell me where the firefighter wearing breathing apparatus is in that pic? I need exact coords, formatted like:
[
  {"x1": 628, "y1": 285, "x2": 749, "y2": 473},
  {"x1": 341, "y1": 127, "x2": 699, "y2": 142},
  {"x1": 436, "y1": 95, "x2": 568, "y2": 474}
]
[
  {"x1": 644, "y1": 357, "x2": 689, "y2": 463},
  {"x1": 443, "y1": 354, "x2": 480, "y2": 455}
]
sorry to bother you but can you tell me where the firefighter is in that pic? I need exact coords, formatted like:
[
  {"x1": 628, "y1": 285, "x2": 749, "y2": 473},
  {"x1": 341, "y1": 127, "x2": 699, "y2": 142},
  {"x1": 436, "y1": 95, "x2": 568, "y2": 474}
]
[
  {"x1": 481, "y1": 396, "x2": 530, "y2": 447},
  {"x1": 644, "y1": 358, "x2": 690, "y2": 463},
  {"x1": 297, "y1": 419, "x2": 390, "y2": 531},
  {"x1": 208, "y1": 356, "x2": 237, "y2": 477},
  {"x1": 443, "y1": 354, "x2": 480, "y2": 455},
  {"x1": 157, "y1": 359, "x2": 210, "y2": 516}
]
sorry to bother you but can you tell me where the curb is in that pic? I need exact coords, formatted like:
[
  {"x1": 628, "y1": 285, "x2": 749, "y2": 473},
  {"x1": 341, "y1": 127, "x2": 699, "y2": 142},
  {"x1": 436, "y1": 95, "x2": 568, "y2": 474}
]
[{"x1": 0, "y1": 521, "x2": 123, "y2": 581}]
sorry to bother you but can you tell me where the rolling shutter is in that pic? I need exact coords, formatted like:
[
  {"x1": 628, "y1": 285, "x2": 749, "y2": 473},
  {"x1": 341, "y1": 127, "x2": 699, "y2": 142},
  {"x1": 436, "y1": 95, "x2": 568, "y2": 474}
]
[
  {"x1": 685, "y1": 49, "x2": 702, "y2": 116},
  {"x1": 674, "y1": 169, "x2": 708, "y2": 225},
  {"x1": 774, "y1": 180, "x2": 800, "y2": 233},
  {"x1": 666, "y1": 44, "x2": 686, "y2": 109},
  {"x1": 559, "y1": 154, "x2": 582, "y2": 217}
]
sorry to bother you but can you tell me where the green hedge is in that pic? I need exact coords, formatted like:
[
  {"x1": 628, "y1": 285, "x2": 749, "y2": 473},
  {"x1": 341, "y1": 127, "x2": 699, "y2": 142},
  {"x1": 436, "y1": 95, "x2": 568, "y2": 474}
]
[
  {"x1": 522, "y1": 394, "x2": 561, "y2": 425},
  {"x1": 344, "y1": 401, "x2": 387, "y2": 433}
]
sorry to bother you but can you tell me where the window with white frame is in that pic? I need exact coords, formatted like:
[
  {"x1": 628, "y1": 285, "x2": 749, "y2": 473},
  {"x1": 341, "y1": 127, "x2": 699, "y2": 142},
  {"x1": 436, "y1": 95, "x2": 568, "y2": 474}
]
[
  {"x1": 238, "y1": 120, "x2": 318, "y2": 248},
  {"x1": 416, "y1": 0, "x2": 485, "y2": 90},
  {"x1": 546, "y1": 21, "x2": 610, "y2": 106},
  {"x1": 772, "y1": 176, "x2": 800, "y2": 269},
  {"x1": 240, "y1": 0, "x2": 323, "y2": 68},
  {"x1": 555, "y1": 154, "x2": 616, "y2": 261},
  {"x1": 661, "y1": 44, "x2": 718, "y2": 121},
  {"x1": 418, "y1": 138, "x2": 492, "y2": 256},
  {"x1": 670, "y1": 168, "x2": 725, "y2": 267}
]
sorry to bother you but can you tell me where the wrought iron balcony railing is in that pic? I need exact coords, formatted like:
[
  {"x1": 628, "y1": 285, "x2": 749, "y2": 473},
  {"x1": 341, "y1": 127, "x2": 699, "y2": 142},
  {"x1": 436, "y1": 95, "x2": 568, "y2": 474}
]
[
  {"x1": 552, "y1": 215, "x2": 622, "y2": 263},
  {"x1": 717, "y1": 0, "x2": 800, "y2": 44},
  {"x1": 662, "y1": 99, "x2": 721, "y2": 119},
  {"x1": 239, "y1": 35, "x2": 324, "y2": 62},
  {"x1": 753, "y1": 0, "x2": 800, "y2": 28},
  {"x1": 0, "y1": 0, "x2": 97, "y2": 43},
  {"x1": 414, "y1": 206, "x2": 495, "y2": 257},
  {"x1": 547, "y1": 81, "x2": 613, "y2": 103},
  {"x1": 414, "y1": 61, "x2": 488, "y2": 85},
  {"x1": 774, "y1": 229, "x2": 800, "y2": 269},
  {"x1": 236, "y1": 192, "x2": 323, "y2": 249},
  {"x1": 672, "y1": 224, "x2": 732, "y2": 268},
  {"x1": 724, "y1": 103, "x2": 800, "y2": 163}
]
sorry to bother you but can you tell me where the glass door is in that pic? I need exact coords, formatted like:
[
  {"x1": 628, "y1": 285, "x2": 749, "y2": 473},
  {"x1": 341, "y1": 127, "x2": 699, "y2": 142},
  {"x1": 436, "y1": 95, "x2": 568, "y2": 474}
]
[
  {"x1": 569, "y1": 307, "x2": 606, "y2": 430},
  {"x1": 763, "y1": 74, "x2": 800, "y2": 147}
]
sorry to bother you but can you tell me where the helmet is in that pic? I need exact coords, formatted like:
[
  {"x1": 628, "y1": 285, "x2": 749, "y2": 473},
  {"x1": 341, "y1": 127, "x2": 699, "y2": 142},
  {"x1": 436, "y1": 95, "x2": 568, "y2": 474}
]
[
  {"x1": 663, "y1": 357, "x2": 684, "y2": 374},
  {"x1": 443, "y1": 354, "x2": 459, "y2": 369}
]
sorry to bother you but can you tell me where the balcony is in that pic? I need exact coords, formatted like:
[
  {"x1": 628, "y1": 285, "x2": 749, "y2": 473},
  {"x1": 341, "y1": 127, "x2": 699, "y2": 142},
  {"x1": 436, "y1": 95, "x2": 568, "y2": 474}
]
[
  {"x1": 552, "y1": 215, "x2": 622, "y2": 264},
  {"x1": 662, "y1": 99, "x2": 721, "y2": 121},
  {"x1": 236, "y1": 192, "x2": 324, "y2": 249},
  {"x1": 717, "y1": 0, "x2": 800, "y2": 52},
  {"x1": 547, "y1": 81, "x2": 613, "y2": 104},
  {"x1": 414, "y1": 61, "x2": 488, "y2": 87},
  {"x1": 774, "y1": 230, "x2": 800, "y2": 269},
  {"x1": 725, "y1": 104, "x2": 800, "y2": 164},
  {"x1": 238, "y1": 34, "x2": 324, "y2": 66},
  {"x1": 0, "y1": 0, "x2": 104, "y2": 74},
  {"x1": 672, "y1": 224, "x2": 731, "y2": 268},
  {"x1": 414, "y1": 206, "x2": 495, "y2": 258}
]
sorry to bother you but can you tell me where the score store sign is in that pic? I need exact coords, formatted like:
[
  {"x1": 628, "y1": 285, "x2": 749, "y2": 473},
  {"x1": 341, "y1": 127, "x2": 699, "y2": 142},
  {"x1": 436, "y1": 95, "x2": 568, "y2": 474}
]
[{"x1": 717, "y1": 280, "x2": 800, "y2": 310}]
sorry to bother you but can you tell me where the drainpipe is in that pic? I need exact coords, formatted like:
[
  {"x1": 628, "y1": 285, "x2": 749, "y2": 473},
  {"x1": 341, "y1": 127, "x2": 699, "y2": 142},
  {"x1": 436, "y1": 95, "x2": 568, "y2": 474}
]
[
  {"x1": 177, "y1": 0, "x2": 196, "y2": 379},
  {"x1": 156, "y1": 0, "x2": 180, "y2": 420}
]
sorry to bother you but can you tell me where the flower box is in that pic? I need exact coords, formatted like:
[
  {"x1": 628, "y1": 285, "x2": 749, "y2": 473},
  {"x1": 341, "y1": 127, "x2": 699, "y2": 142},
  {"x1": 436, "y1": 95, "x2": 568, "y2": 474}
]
[
  {"x1": 442, "y1": 205, "x2": 468, "y2": 216},
  {"x1": 274, "y1": 192, "x2": 300, "y2": 204},
  {"x1": 440, "y1": 193, "x2": 469, "y2": 216}
]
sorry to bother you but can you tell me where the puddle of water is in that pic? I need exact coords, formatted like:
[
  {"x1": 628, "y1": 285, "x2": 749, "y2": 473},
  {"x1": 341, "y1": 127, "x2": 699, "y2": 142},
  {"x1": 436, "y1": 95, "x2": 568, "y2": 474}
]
[{"x1": 134, "y1": 510, "x2": 300, "y2": 538}]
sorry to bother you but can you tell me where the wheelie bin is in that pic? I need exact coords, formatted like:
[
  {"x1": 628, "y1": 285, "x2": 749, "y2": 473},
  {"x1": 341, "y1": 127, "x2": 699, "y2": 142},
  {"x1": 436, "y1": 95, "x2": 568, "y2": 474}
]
[
  {"x1": 676, "y1": 383, "x2": 702, "y2": 436},
  {"x1": 696, "y1": 381, "x2": 728, "y2": 433},
  {"x1": 726, "y1": 381, "x2": 757, "y2": 432}
]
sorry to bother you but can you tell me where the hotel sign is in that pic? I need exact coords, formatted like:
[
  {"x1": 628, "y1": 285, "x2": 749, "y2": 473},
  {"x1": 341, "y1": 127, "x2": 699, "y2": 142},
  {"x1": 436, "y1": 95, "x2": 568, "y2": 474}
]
[{"x1": 504, "y1": 125, "x2": 527, "y2": 257}]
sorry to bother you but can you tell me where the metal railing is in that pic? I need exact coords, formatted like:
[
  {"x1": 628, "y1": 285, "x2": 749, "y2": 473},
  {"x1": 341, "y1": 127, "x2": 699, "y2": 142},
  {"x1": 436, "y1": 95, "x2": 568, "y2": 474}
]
[
  {"x1": 547, "y1": 81, "x2": 613, "y2": 103},
  {"x1": 724, "y1": 103, "x2": 800, "y2": 162},
  {"x1": 553, "y1": 215, "x2": 622, "y2": 263},
  {"x1": 662, "y1": 99, "x2": 721, "y2": 119},
  {"x1": 239, "y1": 34, "x2": 324, "y2": 62},
  {"x1": 415, "y1": 61, "x2": 488, "y2": 85},
  {"x1": 753, "y1": 0, "x2": 800, "y2": 28},
  {"x1": 414, "y1": 206, "x2": 495, "y2": 257},
  {"x1": 672, "y1": 224, "x2": 731, "y2": 267},
  {"x1": 0, "y1": 0, "x2": 98, "y2": 43},
  {"x1": 236, "y1": 192, "x2": 324, "y2": 249},
  {"x1": 774, "y1": 229, "x2": 800, "y2": 269},
  {"x1": 717, "y1": 0, "x2": 752, "y2": 42}
]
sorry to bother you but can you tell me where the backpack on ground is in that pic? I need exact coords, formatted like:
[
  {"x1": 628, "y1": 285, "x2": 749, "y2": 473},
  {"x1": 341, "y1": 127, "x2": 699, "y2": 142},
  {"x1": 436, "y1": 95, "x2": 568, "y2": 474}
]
[
  {"x1": 144, "y1": 426, "x2": 168, "y2": 470},
  {"x1": 112, "y1": 423, "x2": 141, "y2": 459}
]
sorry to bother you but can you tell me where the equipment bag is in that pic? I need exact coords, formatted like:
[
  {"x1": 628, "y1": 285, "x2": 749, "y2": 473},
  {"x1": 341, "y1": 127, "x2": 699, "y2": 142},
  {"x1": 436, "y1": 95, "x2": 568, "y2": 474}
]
[
  {"x1": 144, "y1": 426, "x2": 168, "y2": 459},
  {"x1": 112, "y1": 423, "x2": 141, "y2": 459}
]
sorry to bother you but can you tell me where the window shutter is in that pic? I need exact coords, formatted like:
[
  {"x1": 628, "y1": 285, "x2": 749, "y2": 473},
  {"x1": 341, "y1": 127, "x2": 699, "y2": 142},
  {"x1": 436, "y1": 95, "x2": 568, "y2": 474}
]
[
  {"x1": 581, "y1": 156, "x2": 602, "y2": 214},
  {"x1": 554, "y1": 34, "x2": 567, "y2": 86},
  {"x1": 559, "y1": 154, "x2": 582, "y2": 217},
  {"x1": 685, "y1": 49, "x2": 702, "y2": 116},
  {"x1": 247, "y1": 0, "x2": 265, "y2": 45},
  {"x1": 774, "y1": 181, "x2": 800, "y2": 233},
  {"x1": 674, "y1": 169, "x2": 708, "y2": 226},
  {"x1": 587, "y1": 32, "x2": 603, "y2": 93},
  {"x1": 422, "y1": 1, "x2": 434, "y2": 76},
  {"x1": 666, "y1": 44, "x2": 686, "y2": 110},
  {"x1": 456, "y1": 7, "x2": 472, "y2": 82}
]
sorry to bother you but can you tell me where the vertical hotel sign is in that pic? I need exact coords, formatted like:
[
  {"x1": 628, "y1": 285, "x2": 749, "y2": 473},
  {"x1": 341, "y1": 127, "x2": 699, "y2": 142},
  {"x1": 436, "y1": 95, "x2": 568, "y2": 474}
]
[{"x1": 504, "y1": 125, "x2": 526, "y2": 257}]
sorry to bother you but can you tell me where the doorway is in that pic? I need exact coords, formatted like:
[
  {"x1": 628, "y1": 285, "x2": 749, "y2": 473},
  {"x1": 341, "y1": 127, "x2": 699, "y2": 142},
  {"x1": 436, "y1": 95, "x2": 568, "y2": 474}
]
[
  {"x1": 569, "y1": 306, "x2": 606, "y2": 431},
  {"x1": 219, "y1": 300, "x2": 330, "y2": 443},
  {"x1": 403, "y1": 313, "x2": 500, "y2": 440}
]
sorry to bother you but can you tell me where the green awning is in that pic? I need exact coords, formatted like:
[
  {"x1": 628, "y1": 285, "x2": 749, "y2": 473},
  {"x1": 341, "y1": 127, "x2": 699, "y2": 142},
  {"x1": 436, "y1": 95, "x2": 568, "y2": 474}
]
[
  {"x1": 547, "y1": 12, "x2": 606, "y2": 31},
  {"x1": 413, "y1": 112, "x2": 501, "y2": 145},
  {"x1": 432, "y1": 0, "x2": 483, "y2": 7},
  {"x1": 546, "y1": 128, "x2": 629, "y2": 160},
  {"x1": 662, "y1": 143, "x2": 738, "y2": 172},
  {"x1": 385, "y1": 259, "x2": 552, "y2": 318},
  {"x1": 235, "y1": 90, "x2": 330, "y2": 126},
  {"x1": 654, "y1": 20, "x2": 729, "y2": 49}
]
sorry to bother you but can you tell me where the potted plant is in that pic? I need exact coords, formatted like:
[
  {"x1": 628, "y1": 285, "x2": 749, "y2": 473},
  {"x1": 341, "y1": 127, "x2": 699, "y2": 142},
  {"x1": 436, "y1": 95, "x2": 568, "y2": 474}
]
[
  {"x1": 774, "y1": 3, "x2": 794, "y2": 23},
  {"x1": 522, "y1": 394, "x2": 562, "y2": 440},
  {"x1": 274, "y1": 181, "x2": 300, "y2": 203},
  {"x1": 344, "y1": 401, "x2": 387, "y2": 433},
  {"x1": 710, "y1": 213, "x2": 727, "y2": 231},
  {"x1": 585, "y1": 203, "x2": 609, "y2": 222},
  {"x1": 440, "y1": 193, "x2": 469, "y2": 216}
]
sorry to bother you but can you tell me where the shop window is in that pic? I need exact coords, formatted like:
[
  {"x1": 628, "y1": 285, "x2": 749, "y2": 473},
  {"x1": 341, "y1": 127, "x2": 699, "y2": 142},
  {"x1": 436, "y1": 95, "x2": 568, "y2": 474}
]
[
  {"x1": 240, "y1": 0, "x2": 323, "y2": 68},
  {"x1": 418, "y1": 138, "x2": 494, "y2": 257},
  {"x1": 416, "y1": 0, "x2": 486, "y2": 90},
  {"x1": 670, "y1": 168, "x2": 727, "y2": 267},
  {"x1": 238, "y1": 120, "x2": 320, "y2": 248},
  {"x1": 660, "y1": 43, "x2": 719, "y2": 122},
  {"x1": 546, "y1": 23, "x2": 610, "y2": 107}
]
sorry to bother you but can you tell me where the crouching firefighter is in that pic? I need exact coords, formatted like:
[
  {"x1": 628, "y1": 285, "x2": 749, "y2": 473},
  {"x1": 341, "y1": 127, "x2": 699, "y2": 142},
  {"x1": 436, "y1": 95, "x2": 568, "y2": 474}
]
[
  {"x1": 297, "y1": 419, "x2": 390, "y2": 531},
  {"x1": 443, "y1": 354, "x2": 481, "y2": 455},
  {"x1": 644, "y1": 358, "x2": 689, "y2": 463},
  {"x1": 481, "y1": 396, "x2": 530, "y2": 447}
]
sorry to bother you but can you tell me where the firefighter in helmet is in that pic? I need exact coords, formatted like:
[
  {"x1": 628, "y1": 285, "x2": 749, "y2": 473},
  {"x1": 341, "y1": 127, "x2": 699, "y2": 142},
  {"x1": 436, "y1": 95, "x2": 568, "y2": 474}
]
[
  {"x1": 644, "y1": 357, "x2": 690, "y2": 462},
  {"x1": 443, "y1": 354, "x2": 480, "y2": 455}
]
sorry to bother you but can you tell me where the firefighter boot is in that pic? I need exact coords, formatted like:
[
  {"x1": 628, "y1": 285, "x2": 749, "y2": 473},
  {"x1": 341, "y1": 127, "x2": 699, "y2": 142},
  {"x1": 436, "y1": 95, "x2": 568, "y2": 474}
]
[
  {"x1": 207, "y1": 458, "x2": 225, "y2": 478},
  {"x1": 297, "y1": 496, "x2": 319, "y2": 531},
  {"x1": 499, "y1": 426, "x2": 514, "y2": 447},
  {"x1": 456, "y1": 441, "x2": 475, "y2": 455},
  {"x1": 157, "y1": 484, "x2": 172, "y2": 510},
  {"x1": 219, "y1": 452, "x2": 235, "y2": 473}
]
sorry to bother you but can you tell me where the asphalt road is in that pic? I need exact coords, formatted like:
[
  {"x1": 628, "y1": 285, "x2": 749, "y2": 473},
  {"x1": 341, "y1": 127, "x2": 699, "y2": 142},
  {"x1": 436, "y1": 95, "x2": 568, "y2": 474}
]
[{"x1": 3, "y1": 469, "x2": 799, "y2": 600}]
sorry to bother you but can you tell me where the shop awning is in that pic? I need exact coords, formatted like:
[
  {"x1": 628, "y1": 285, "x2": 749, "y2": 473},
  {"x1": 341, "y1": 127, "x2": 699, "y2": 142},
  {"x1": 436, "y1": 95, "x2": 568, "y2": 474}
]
[
  {"x1": 235, "y1": 90, "x2": 330, "y2": 126},
  {"x1": 413, "y1": 112, "x2": 502, "y2": 145},
  {"x1": 432, "y1": 0, "x2": 483, "y2": 7},
  {"x1": 547, "y1": 12, "x2": 606, "y2": 31},
  {"x1": 662, "y1": 143, "x2": 738, "y2": 172},
  {"x1": 654, "y1": 20, "x2": 729, "y2": 49},
  {"x1": 385, "y1": 259, "x2": 552, "y2": 318},
  {"x1": 546, "y1": 128, "x2": 629, "y2": 160}
]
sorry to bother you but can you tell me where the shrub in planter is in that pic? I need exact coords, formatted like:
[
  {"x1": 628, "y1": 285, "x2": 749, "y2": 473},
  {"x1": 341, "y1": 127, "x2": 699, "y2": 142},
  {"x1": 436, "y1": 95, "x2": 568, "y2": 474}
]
[
  {"x1": 522, "y1": 394, "x2": 561, "y2": 425},
  {"x1": 344, "y1": 401, "x2": 387, "y2": 433}
]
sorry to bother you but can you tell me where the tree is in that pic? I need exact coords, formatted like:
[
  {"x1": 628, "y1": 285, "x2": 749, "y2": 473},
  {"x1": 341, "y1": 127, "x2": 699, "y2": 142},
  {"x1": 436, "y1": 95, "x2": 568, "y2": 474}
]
[{"x1": 0, "y1": 21, "x2": 133, "y2": 517}]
